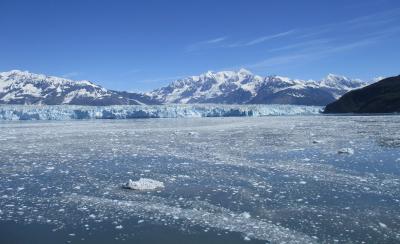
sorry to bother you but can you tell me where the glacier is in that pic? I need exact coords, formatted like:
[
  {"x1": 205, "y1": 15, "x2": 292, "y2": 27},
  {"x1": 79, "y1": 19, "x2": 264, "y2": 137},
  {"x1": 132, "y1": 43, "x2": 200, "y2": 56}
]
[{"x1": 0, "y1": 104, "x2": 322, "y2": 120}]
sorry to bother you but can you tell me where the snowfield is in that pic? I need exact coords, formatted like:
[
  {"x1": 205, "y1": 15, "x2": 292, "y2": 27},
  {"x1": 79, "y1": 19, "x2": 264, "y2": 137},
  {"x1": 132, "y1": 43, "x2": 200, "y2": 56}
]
[
  {"x1": 1, "y1": 116, "x2": 400, "y2": 243},
  {"x1": 0, "y1": 104, "x2": 322, "y2": 120}
]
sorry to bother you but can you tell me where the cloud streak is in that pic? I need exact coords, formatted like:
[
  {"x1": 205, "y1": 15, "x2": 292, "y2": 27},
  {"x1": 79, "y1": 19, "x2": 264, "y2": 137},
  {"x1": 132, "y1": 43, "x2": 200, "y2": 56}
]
[
  {"x1": 181, "y1": 8, "x2": 400, "y2": 81},
  {"x1": 205, "y1": 37, "x2": 227, "y2": 44},
  {"x1": 244, "y1": 30, "x2": 296, "y2": 46},
  {"x1": 186, "y1": 36, "x2": 227, "y2": 52},
  {"x1": 185, "y1": 8, "x2": 400, "y2": 53},
  {"x1": 245, "y1": 31, "x2": 394, "y2": 70}
]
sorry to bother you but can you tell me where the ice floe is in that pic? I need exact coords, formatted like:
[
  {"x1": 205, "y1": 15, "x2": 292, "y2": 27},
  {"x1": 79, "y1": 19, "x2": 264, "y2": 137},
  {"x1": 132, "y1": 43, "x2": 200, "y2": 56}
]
[
  {"x1": 123, "y1": 178, "x2": 165, "y2": 191},
  {"x1": 337, "y1": 148, "x2": 354, "y2": 155}
]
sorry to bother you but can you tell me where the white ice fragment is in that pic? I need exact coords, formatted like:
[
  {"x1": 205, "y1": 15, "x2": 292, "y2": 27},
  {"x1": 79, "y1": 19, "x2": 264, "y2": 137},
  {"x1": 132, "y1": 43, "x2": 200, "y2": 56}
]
[
  {"x1": 123, "y1": 178, "x2": 165, "y2": 191},
  {"x1": 337, "y1": 148, "x2": 354, "y2": 155},
  {"x1": 241, "y1": 212, "x2": 251, "y2": 219},
  {"x1": 115, "y1": 225, "x2": 123, "y2": 229},
  {"x1": 379, "y1": 222, "x2": 387, "y2": 228},
  {"x1": 243, "y1": 236, "x2": 251, "y2": 241}
]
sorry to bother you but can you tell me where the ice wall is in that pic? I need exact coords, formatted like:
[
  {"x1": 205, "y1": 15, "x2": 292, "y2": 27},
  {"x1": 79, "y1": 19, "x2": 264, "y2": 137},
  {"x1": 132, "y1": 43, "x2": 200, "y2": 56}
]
[{"x1": 0, "y1": 104, "x2": 322, "y2": 120}]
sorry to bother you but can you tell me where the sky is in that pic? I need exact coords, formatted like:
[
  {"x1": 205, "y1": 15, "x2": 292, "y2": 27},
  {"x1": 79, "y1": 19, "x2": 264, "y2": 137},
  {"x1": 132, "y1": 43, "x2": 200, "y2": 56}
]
[{"x1": 0, "y1": 0, "x2": 399, "y2": 92}]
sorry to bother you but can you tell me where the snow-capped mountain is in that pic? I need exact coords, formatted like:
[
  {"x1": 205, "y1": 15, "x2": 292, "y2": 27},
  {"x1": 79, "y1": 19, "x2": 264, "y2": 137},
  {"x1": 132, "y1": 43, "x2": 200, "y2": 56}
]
[
  {"x1": 0, "y1": 70, "x2": 159, "y2": 105},
  {"x1": 0, "y1": 69, "x2": 373, "y2": 106},
  {"x1": 150, "y1": 69, "x2": 264, "y2": 104},
  {"x1": 149, "y1": 69, "x2": 371, "y2": 106}
]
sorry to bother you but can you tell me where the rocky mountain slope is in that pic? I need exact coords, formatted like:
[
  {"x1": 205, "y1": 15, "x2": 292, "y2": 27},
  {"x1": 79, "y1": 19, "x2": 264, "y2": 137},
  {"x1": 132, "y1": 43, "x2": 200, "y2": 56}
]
[
  {"x1": 0, "y1": 70, "x2": 159, "y2": 106},
  {"x1": 324, "y1": 75, "x2": 400, "y2": 113},
  {"x1": 0, "y1": 69, "x2": 372, "y2": 106},
  {"x1": 149, "y1": 69, "x2": 369, "y2": 106}
]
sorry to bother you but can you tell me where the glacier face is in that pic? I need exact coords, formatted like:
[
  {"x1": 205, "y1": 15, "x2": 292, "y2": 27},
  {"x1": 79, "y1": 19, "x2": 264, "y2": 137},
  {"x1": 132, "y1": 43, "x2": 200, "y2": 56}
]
[{"x1": 0, "y1": 104, "x2": 322, "y2": 120}]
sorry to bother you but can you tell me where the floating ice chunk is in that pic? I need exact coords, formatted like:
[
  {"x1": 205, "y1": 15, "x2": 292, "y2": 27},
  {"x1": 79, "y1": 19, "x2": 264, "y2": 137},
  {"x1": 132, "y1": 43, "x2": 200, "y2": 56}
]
[
  {"x1": 337, "y1": 148, "x2": 354, "y2": 155},
  {"x1": 115, "y1": 225, "x2": 123, "y2": 229},
  {"x1": 241, "y1": 212, "x2": 251, "y2": 219},
  {"x1": 378, "y1": 222, "x2": 387, "y2": 228},
  {"x1": 243, "y1": 236, "x2": 251, "y2": 241},
  {"x1": 123, "y1": 178, "x2": 165, "y2": 191}
]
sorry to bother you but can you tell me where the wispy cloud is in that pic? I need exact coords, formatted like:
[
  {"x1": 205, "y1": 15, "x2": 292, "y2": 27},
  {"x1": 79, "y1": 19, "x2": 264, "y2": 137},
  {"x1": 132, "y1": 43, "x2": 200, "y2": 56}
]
[
  {"x1": 241, "y1": 8, "x2": 400, "y2": 70},
  {"x1": 224, "y1": 30, "x2": 296, "y2": 48},
  {"x1": 244, "y1": 30, "x2": 296, "y2": 46},
  {"x1": 268, "y1": 38, "x2": 331, "y2": 52},
  {"x1": 205, "y1": 37, "x2": 227, "y2": 44},
  {"x1": 298, "y1": 8, "x2": 400, "y2": 39},
  {"x1": 344, "y1": 7, "x2": 400, "y2": 26},
  {"x1": 181, "y1": 8, "x2": 400, "y2": 79},
  {"x1": 186, "y1": 8, "x2": 400, "y2": 52},
  {"x1": 246, "y1": 53, "x2": 308, "y2": 69},
  {"x1": 245, "y1": 32, "x2": 391, "y2": 70},
  {"x1": 186, "y1": 36, "x2": 227, "y2": 52}
]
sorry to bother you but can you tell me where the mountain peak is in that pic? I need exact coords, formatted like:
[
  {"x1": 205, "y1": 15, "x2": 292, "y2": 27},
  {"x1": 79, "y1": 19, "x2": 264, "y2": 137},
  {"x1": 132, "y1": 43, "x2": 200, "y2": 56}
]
[
  {"x1": 150, "y1": 70, "x2": 370, "y2": 105},
  {"x1": 0, "y1": 70, "x2": 159, "y2": 106},
  {"x1": 238, "y1": 68, "x2": 253, "y2": 75},
  {"x1": 1, "y1": 69, "x2": 32, "y2": 77},
  {"x1": 321, "y1": 73, "x2": 367, "y2": 90},
  {"x1": 325, "y1": 73, "x2": 349, "y2": 82}
]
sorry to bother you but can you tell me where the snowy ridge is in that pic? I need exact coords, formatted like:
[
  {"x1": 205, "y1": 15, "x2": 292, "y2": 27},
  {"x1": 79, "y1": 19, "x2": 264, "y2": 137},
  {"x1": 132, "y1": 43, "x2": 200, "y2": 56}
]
[
  {"x1": 0, "y1": 70, "x2": 158, "y2": 106},
  {"x1": 151, "y1": 69, "x2": 264, "y2": 103},
  {"x1": 0, "y1": 104, "x2": 322, "y2": 120},
  {"x1": 149, "y1": 69, "x2": 371, "y2": 105},
  {"x1": 1, "y1": 69, "x2": 374, "y2": 106}
]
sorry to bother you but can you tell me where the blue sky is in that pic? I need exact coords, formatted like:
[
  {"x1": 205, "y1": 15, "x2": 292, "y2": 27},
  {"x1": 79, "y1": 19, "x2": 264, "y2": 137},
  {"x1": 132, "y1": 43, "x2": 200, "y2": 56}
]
[{"x1": 0, "y1": 0, "x2": 399, "y2": 92}]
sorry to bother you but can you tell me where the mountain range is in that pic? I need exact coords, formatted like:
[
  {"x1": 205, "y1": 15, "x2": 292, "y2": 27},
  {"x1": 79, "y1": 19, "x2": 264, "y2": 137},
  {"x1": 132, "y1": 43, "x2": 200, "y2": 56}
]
[
  {"x1": 0, "y1": 70, "x2": 159, "y2": 106},
  {"x1": 0, "y1": 69, "x2": 374, "y2": 106},
  {"x1": 149, "y1": 69, "x2": 371, "y2": 106}
]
